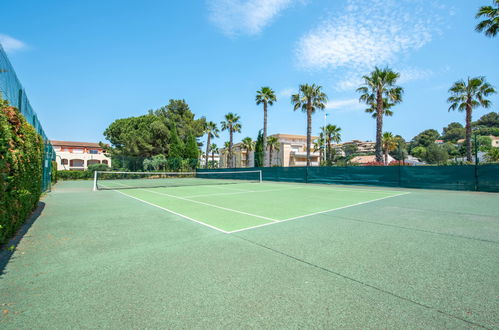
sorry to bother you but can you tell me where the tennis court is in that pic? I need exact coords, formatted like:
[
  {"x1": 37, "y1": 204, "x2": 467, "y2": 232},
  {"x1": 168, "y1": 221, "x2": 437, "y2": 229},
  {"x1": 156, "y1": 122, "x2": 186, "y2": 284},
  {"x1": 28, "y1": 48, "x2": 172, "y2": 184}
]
[
  {"x1": 1, "y1": 177, "x2": 498, "y2": 328},
  {"x1": 95, "y1": 171, "x2": 409, "y2": 233}
]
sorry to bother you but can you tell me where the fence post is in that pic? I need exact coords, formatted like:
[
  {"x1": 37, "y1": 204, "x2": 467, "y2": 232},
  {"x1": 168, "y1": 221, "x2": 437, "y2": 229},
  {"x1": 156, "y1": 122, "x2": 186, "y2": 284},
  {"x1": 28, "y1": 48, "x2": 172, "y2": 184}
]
[
  {"x1": 305, "y1": 166, "x2": 309, "y2": 184},
  {"x1": 474, "y1": 133, "x2": 479, "y2": 191}
]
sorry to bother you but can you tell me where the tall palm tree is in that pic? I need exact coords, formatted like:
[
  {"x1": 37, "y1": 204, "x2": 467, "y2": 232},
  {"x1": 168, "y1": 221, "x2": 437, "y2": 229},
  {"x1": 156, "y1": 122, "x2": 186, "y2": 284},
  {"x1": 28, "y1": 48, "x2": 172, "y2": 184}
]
[
  {"x1": 256, "y1": 87, "x2": 277, "y2": 167},
  {"x1": 210, "y1": 143, "x2": 218, "y2": 168},
  {"x1": 447, "y1": 77, "x2": 496, "y2": 161},
  {"x1": 357, "y1": 67, "x2": 403, "y2": 163},
  {"x1": 291, "y1": 84, "x2": 328, "y2": 166},
  {"x1": 476, "y1": 0, "x2": 499, "y2": 37},
  {"x1": 382, "y1": 132, "x2": 398, "y2": 165},
  {"x1": 266, "y1": 136, "x2": 280, "y2": 166},
  {"x1": 323, "y1": 124, "x2": 341, "y2": 164},
  {"x1": 313, "y1": 132, "x2": 325, "y2": 164},
  {"x1": 220, "y1": 113, "x2": 242, "y2": 168},
  {"x1": 241, "y1": 137, "x2": 255, "y2": 167},
  {"x1": 204, "y1": 121, "x2": 219, "y2": 169}
]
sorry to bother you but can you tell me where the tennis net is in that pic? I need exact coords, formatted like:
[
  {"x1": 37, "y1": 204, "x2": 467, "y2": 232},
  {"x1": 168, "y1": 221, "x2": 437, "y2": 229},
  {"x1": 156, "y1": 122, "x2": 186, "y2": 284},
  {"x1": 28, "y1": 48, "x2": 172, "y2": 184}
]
[{"x1": 93, "y1": 170, "x2": 262, "y2": 190}]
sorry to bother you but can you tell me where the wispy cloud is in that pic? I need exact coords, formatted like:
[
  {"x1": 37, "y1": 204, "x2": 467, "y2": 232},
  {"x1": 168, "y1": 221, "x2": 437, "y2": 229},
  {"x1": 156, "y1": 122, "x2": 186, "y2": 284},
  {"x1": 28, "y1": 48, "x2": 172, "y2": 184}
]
[
  {"x1": 296, "y1": 0, "x2": 447, "y2": 90},
  {"x1": 207, "y1": 0, "x2": 297, "y2": 36},
  {"x1": 0, "y1": 34, "x2": 27, "y2": 53},
  {"x1": 278, "y1": 87, "x2": 295, "y2": 98},
  {"x1": 326, "y1": 98, "x2": 363, "y2": 111}
]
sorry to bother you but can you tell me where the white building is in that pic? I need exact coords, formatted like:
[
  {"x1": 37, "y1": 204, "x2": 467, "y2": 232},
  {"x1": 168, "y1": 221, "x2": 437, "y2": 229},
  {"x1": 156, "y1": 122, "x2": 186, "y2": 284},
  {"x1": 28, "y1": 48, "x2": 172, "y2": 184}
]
[{"x1": 51, "y1": 140, "x2": 111, "y2": 170}]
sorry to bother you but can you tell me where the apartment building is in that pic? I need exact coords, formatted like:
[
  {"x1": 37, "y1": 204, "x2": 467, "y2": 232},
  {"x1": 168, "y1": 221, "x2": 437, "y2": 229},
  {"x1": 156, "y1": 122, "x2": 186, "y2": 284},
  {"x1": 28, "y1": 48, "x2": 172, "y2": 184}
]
[{"x1": 51, "y1": 140, "x2": 111, "y2": 170}]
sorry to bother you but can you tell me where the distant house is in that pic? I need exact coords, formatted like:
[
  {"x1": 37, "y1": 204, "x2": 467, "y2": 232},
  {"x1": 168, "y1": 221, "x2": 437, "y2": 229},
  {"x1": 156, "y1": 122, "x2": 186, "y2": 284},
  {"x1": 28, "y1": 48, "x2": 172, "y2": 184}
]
[
  {"x1": 457, "y1": 135, "x2": 498, "y2": 147},
  {"x1": 435, "y1": 139, "x2": 444, "y2": 144},
  {"x1": 51, "y1": 140, "x2": 111, "y2": 170},
  {"x1": 350, "y1": 154, "x2": 395, "y2": 165}
]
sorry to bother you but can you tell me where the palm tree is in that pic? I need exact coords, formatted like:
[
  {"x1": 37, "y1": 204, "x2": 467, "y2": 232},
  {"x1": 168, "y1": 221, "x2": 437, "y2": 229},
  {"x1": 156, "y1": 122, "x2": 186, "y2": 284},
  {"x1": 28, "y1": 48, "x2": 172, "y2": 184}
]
[
  {"x1": 447, "y1": 77, "x2": 496, "y2": 161},
  {"x1": 323, "y1": 124, "x2": 341, "y2": 164},
  {"x1": 220, "y1": 113, "x2": 242, "y2": 168},
  {"x1": 382, "y1": 132, "x2": 398, "y2": 165},
  {"x1": 266, "y1": 136, "x2": 280, "y2": 166},
  {"x1": 209, "y1": 143, "x2": 218, "y2": 168},
  {"x1": 357, "y1": 67, "x2": 403, "y2": 163},
  {"x1": 241, "y1": 137, "x2": 255, "y2": 167},
  {"x1": 291, "y1": 84, "x2": 328, "y2": 166},
  {"x1": 313, "y1": 132, "x2": 325, "y2": 164},
  {"x1": 256, "y1": 87, "x2": 277, "y2": 167},
  {"x1": 204, "y1": 121, "x2": 219, "y2": 169},
  {"x1": 476, "y1": 0, "x2": 499, "y2": 37},
  {"x1": 223, "y1": 141, "x2": 230, "y2": 167}
]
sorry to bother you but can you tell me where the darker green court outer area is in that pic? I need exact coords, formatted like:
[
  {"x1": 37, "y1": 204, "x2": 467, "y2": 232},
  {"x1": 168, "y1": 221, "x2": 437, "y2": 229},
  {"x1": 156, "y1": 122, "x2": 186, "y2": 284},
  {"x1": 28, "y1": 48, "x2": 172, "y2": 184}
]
[{"x1": 1, "y1": 180, "x2": 498, "y2": 328}]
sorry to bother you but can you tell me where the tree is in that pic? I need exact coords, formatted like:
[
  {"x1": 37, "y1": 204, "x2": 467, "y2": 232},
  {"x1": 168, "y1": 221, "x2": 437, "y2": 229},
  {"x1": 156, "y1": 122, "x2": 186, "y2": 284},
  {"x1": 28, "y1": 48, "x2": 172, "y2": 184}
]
[
  {"x1": 313, "y1": 132, "x2": 325, "y2": 164},
  {"x1": 390, "y1": 135, "x2": 408, "y2": 161},
  {"x1": 411, "y1": 146, "x2": 427, "y2": 161},
  {"x1": 266, "y1": 136, "x2": 280, "y2": 166},
  {"x1": 241, "y1": 137, "x2": 255, "y2": 167},
  {"x1": 475, "y1": 0, "x2": 499, "y2": 37},
  {"x1": 184, "y1": 133, "x2": 199, "y2": 169},
  {"x1": 357, "y1": 67, "x2": 403, "y2": 162},
  {"x1": 447, "y1": 77, "x2": 496, "y2": 161},
  {"x1": 382, "y1": 132, "x2": 397, "y2": 165},
  {"x1": 220, "y1": 113, "x2": 242, "y2": 168},
  {"x1": 256, "y1": 87, "x2": 277, "y2": 167},
  {"x1": 485, "y1": 147, "x2": 499, "y2": 162},
  {"x1": 410, "y1": 129, "x2": 440, "y2": 149},
  {"x1": 424, "y1": 144, "x2": 449, "y2": 164},
  {"x1": 168, "y1": 125, "x2": 183, "y2": 171},
  {"x1": 254, "y1": 130, "x2": 264, "y2": 167},
  {"x1": 223, "y1": 141, "x2": 230, "y2": 167},
  {"x1": 442, "y1": 122, "x2": 466, "y2": 143},
  {"x1": 323, "y1": 124, "x2": 341, "y2": 165},
  {"x1": 473, "y1": 112, "x2": 499, "y2": 136},
  {"x1": 204, "y1": 121, "x2": 219, "y2": 169},
  {"x1": 210, "y1": 143, "x2": 218, "y2": 168},
  {"x1": 291, "y1": 84, "x2": 328, "y2": 166},
  {"x1": 343, "y1": 144, "x2": 358, "y2": 159}
]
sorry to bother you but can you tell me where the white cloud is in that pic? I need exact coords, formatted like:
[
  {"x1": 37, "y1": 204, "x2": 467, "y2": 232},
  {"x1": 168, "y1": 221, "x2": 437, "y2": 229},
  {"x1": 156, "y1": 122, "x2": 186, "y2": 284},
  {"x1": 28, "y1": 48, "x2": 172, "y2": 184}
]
[
  {"x1": 398, "y1": 68, "x2": 434, "y2": 84},
  {"x1": 207, "y1": 0, "x2": 296, "y2": 36},
  {"x1": 296, "y1": 0, "x2": 443, "y2": 70},
  {"x1": 326, "y1": 98, "x2": 363, "y2": 111},
  {"x1": 278, "y1": 87, "x2": 295, "y2": 98},
  {"x1": 0, "y1": 34, "x2": 27, "y2": 53}
]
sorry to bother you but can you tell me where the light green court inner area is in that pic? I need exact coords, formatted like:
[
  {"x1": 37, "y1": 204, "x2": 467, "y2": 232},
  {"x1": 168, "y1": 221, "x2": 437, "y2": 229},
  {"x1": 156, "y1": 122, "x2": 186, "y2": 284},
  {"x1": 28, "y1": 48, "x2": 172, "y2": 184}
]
[{"x1": 102, "y1": 182, "x2": 407, "y2": 232}]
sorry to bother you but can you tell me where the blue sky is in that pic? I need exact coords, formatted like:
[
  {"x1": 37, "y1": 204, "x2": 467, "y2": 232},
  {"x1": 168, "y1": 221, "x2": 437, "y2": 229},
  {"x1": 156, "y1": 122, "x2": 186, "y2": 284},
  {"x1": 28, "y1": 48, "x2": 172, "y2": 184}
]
[{"x1": 1, "y1": 0, "x2": 498, "y2": 148}]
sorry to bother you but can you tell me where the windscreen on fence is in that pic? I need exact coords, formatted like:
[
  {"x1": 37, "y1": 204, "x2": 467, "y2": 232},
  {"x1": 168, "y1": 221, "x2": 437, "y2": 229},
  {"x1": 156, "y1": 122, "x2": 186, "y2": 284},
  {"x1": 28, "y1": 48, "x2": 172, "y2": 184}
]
[
  {"x1": 198, "y1": 164, "x2": 499, "y2": 192},
  {"x1": 0, "y1": 44, "x2": 54, "y2": 191}
]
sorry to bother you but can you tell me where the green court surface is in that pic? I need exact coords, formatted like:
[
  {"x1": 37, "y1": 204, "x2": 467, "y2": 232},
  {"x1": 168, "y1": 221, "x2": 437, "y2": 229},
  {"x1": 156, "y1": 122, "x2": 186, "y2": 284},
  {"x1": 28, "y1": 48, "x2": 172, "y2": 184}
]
[{"x1": 1, "y1": 180, "x2": 498, "y2": 328}]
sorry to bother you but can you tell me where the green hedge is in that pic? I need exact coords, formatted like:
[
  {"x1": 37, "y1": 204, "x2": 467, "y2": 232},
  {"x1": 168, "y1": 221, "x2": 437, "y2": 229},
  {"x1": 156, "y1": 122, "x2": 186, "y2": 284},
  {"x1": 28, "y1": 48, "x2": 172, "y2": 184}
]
[
  {"x1": 57, "y1": 164, "x2": 110, "y2": 181},
  {"x1": 0, "y1": 101, "x2": 43, "y2": 244}
]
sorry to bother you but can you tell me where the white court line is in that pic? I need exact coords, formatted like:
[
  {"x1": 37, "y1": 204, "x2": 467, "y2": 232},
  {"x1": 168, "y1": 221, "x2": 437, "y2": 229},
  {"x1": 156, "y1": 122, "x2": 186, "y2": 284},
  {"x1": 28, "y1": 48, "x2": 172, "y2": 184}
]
[
  {"x1": 185, "y1": 186, "x2": 303, "y2": 198},
  {"x1": 109, "y1": 189, "x2": 230, "y2": 234},
  {"x1": 228, "y1": 192, "x2": 411, "y2": 234},
  {"x1": 140, "y1": 188, "x2": 278, "y2": 222}
]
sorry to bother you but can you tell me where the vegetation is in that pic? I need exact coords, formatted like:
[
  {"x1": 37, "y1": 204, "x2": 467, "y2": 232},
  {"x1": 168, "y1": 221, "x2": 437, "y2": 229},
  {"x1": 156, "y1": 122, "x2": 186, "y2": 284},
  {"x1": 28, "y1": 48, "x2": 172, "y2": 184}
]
[
  {"x1": 220, "y1": 113, "x2": 242, "y2": 168},
  {"x1": 1, "y1": 98, "x2": 43, "y2": 244},
  {"x1": 291, "y1": 84, "x2": 328, "y2": 166},
  {"x1": 381, "y1": 132, "x2": 398, "y2": 165},
  {"x1": 210, "y1": 143, "x2": 219, "y2": 168},
  {"x1": 256, "y1": 87, "x2": 277, "y2": 167},
  {"x1": 441, "y1": 122, "x2": 465, "y2": 143},
  {"x1": 313, "y1": 132, "x2": 325, "y2": 164},
  {"x1": 254, "y1": 130, "x2": 264, "y2": 167},
  {"x1": 475, "y1": 0, "x2": 499, "y2": 37},
  {"x1": 357, "y1": 67, "x2": 403, "y2": 163},
  {"x1": 323, "y1": 124, "x2": 341, "y2": 165},
  {"x1": 266, "y1": 136, "x2": 280, "y2": 166},
  {"x1": 447, "y1": 77, "x2": 496, "y2": 161},
  {"x1": 204, "y1": 121, "x2": 219, "y2": 169},
  {"x1": 241, "y1": 137, "x2": 255, "y2": 167}
]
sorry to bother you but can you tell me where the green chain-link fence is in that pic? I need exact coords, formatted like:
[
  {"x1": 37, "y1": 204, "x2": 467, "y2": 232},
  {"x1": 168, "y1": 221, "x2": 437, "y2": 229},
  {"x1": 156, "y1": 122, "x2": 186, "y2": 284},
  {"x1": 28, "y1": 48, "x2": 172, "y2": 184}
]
[{"x1": 0, "y1": 44, "x2": 54, "y2": 191}]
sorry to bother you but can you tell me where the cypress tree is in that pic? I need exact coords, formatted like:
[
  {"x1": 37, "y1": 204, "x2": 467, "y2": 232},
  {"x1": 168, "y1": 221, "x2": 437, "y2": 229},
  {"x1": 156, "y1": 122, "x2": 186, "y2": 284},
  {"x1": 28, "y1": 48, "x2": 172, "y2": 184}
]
[{"x1": 254, "y1": 130, "x2": 264, "y2": 167}]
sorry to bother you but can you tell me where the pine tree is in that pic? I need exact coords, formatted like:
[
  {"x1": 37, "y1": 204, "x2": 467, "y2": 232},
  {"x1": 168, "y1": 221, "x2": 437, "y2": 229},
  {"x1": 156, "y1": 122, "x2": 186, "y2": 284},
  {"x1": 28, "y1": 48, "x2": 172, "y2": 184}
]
[
  {"x1": 184, "y1": 133, "x2": 199, "y2": 169},
  {"x1": 254, "y1": 130, "x2": 264, "y2": 167}
]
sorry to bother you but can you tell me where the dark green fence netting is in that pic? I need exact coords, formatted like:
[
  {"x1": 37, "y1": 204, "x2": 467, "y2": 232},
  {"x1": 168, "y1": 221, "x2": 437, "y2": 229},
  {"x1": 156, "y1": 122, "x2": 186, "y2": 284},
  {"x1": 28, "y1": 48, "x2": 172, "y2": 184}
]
[{"x1": 198, "y1": 165, "x2": 499, "y2": 192}]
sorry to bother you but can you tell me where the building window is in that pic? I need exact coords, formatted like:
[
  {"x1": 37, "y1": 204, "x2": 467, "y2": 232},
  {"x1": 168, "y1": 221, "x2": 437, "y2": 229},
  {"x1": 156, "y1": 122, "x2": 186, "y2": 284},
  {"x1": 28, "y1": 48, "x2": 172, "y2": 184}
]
[
  {"x1": 61, "y1": 159, "x2": 68, "y2": 165},
  {"x1": 70, "y1": 159, "x2": 84, "y2": 167},
  {"x1": 89, "y1": 149, "x2": 98, "y2": 154},
  {"x1": 102, "y1": 160, "x2": 108, "y2": 165},
  {"x1": 73, "y1": 149, "x2": 83, "y2": 154}
]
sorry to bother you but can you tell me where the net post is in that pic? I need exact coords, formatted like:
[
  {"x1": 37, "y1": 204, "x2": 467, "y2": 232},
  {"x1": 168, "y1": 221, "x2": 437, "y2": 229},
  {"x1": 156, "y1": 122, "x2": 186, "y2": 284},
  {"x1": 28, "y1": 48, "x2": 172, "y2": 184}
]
[
  {"x1": 259, "y1": 170, "x2": 262, "y2": 183},
  {"x1": 93, "y1": 171, "x2": 98, "y2": 191}
]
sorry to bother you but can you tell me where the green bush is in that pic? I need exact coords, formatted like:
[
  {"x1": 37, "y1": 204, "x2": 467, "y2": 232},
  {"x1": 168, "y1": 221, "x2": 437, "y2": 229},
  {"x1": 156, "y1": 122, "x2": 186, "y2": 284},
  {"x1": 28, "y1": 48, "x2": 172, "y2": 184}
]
[
  {"x1": 51, "y1": 160, "x2": 58, "y2": 183},
  {"x1": 57, "y1": 170, "x2": 92, "y2": 180},
  {"x1": 0, "y1": 100, "x2": 44, "y2": 244}
]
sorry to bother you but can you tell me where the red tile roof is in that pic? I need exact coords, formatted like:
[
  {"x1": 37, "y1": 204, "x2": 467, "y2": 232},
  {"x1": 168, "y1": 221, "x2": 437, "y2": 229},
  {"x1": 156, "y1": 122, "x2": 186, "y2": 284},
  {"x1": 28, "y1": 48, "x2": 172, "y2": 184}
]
[{"x1": 50, "y1": 140, "x2": 102, "y2": 148}]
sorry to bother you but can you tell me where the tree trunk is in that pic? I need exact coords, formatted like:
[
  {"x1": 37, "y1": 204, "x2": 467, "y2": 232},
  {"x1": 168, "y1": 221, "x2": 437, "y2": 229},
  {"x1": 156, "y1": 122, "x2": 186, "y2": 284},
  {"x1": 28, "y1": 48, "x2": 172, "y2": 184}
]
[
  {"x1": 263, "y1": 101, "x2": 268, "y2": 167},
  {"x1": 306, "y1": 102, "x2": 312, "y2": 167},
  {"x1": 269, "y1": 146, "x2": 273, "y2": 166},
  {"x1": 205, "y1": 135, "x2": 211, "y2": 169},
  {"x1": 229, "y1": 127, "x2": 233, "y2": 168},
  {"x1": 384, "y1": 151, "x2": 388, "y2": 165},
  {"x1": 327, "y1": 138, "x2": 331, "y2": 165},
  {"x1": 465, "y1": 104, "x2": 472, "y2": 162},
  {"x1": 211, "y1": 152, "x2": 215, "y2": 168},
  {"x1": 375, "y1": 90, "x2": 384, "y2": 163}
]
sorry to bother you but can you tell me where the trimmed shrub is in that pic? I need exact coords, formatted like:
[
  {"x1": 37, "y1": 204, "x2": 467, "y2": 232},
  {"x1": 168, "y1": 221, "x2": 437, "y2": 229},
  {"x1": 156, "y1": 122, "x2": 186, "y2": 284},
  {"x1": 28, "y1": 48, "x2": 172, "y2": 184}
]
[{"x1": 0, "y1": 101, "x2": 44, "y2": 244}]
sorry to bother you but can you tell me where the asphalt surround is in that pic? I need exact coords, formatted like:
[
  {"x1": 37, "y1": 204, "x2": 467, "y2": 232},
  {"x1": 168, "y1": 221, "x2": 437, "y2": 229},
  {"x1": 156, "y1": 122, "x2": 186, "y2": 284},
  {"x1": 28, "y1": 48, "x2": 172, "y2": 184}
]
[{"x1": 0, "y1": 180, "x2": 498, "y2": 328}]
